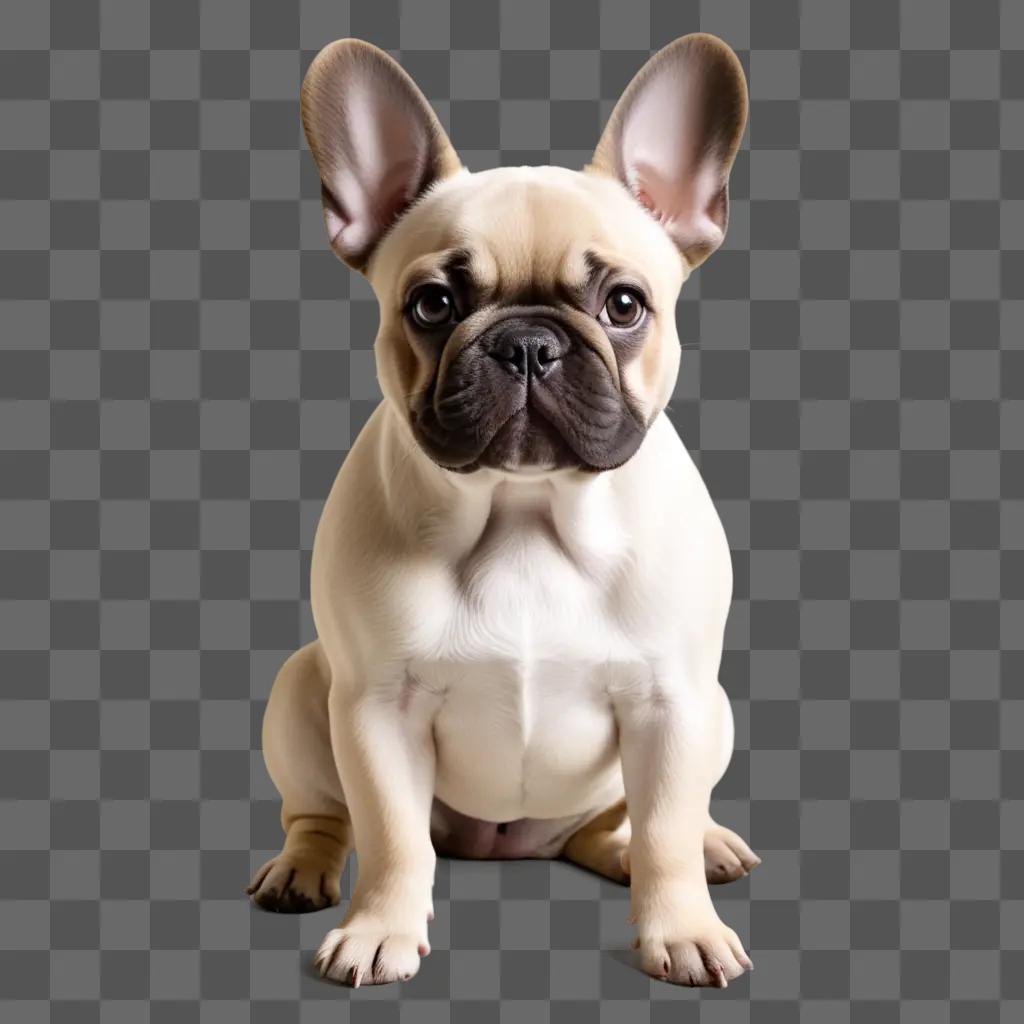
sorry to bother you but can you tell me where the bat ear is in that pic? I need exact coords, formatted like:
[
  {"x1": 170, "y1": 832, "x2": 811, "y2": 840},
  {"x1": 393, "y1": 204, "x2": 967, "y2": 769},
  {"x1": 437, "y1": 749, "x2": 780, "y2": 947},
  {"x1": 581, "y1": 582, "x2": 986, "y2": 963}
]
[
  {"x1": 587, "y1": 33, "x2": 748, "y2": 270},
  {"x1": 300, "y1": 39, "x2": 462, "y2": 272}
]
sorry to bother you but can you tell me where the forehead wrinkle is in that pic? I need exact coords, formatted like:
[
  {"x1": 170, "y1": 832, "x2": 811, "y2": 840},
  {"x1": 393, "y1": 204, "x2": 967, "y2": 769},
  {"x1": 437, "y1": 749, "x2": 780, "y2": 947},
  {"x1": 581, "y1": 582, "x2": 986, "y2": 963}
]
[
  {"x1": 396, "y1": 250, "x2": 450, "y2": 306},
  {"x1": 449, "y1": 228, "x2": 500, "y2": 296},
  {"x1": 393, "y1": 173, "x2": 672, "y2": 307},
  {"x1": 395, "y1": 244, "x2": 489, "y2": 306},
  {"x1": 545, "y1": 246, "x2": 599, "y2": 308},
  {"x1": 582, "y1": 244, "x2": 654, "y2": 291},
  {"x1": 441, "y1": 244, "x2": 496, "y2": 299},
  {"x1": 467, "y1": 181, "x2": 580, "y2": 298},
  {"x1": 475, "y1": 225, "x2": 596, "y2": 307},
  {"x1": 561, "y1": 244, "x2": 592, "y2": 288}
]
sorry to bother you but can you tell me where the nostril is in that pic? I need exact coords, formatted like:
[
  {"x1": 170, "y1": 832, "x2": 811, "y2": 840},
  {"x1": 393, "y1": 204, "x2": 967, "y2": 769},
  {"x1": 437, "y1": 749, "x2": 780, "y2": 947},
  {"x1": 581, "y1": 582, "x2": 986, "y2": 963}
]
[
  {"x1": 491, "y1": 339, "x2": 517, "y2": 362},
  {"x1": 488, "y1": 334, "x2": 563, "y2": 377}
]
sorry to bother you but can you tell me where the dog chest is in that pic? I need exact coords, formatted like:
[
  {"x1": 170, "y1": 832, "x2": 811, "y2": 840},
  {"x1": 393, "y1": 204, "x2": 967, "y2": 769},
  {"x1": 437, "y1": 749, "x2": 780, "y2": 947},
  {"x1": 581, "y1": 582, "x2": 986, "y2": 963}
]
[{"x1": 405, "y1": 511, "x2": 646, "y2": 820}]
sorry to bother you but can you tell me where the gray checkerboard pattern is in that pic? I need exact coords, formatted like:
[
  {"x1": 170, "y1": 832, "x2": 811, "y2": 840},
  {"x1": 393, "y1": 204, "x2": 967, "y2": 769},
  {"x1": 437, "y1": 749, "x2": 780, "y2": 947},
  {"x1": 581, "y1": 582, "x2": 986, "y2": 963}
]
[{"x1": 1, "y1": 0, "x2": 1021, "y2": 1018}]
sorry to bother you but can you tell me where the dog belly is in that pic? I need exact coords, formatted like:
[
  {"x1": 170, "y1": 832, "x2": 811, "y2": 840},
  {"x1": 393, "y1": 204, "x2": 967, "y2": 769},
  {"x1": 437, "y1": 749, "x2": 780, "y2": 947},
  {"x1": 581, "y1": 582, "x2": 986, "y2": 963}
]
[
  {"x1": 422, "y1": 657, "x2": 625, "y2": 825},
  {"x1": 429, "y1": 798, "x2": 600, "y2": 859}
]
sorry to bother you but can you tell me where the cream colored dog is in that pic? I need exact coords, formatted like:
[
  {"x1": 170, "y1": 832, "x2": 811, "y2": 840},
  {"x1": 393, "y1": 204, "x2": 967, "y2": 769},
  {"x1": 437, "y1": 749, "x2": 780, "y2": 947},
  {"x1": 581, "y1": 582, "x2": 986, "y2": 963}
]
[{"x1": 247, "y1": 34, "x2": 759, "y2": 988}]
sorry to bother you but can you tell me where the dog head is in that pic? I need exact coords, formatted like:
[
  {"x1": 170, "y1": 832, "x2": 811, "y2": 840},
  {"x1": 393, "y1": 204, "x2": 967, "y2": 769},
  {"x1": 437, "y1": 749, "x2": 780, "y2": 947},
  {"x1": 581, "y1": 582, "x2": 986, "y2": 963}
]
[{"x1": 301, "y1": 36, "x2": 747, "y2": 474}]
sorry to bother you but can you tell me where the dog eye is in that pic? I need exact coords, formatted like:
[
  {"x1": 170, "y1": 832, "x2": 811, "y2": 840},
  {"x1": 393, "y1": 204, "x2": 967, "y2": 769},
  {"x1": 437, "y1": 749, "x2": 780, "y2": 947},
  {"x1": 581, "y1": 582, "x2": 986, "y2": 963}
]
[
  {"x1": 409, "y1": 285, "x2": 456, "y2": 328},
  {"x1": 600, "y1": 288, "x2": 644, "y2": 328}
]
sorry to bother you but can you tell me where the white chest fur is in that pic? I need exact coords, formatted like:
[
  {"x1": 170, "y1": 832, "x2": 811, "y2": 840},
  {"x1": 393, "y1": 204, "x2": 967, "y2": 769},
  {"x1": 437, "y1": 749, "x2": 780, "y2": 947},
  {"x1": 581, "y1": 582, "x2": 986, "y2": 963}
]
[{"x1": 407, "y1": 485, "x2": 645, "y2": 822}]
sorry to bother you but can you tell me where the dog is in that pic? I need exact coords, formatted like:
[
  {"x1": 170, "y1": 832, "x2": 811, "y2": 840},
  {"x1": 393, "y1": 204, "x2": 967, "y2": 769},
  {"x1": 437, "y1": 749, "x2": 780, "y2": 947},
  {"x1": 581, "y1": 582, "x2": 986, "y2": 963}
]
[{"x1": 247, "y1": 33, "x2": 758, "y2": 988}]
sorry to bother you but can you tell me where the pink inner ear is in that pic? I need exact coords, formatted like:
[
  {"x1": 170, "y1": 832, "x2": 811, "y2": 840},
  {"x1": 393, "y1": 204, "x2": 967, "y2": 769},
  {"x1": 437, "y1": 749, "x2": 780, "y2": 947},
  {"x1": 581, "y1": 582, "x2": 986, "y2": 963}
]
[
  {"x1": 619, "y1": 69, "x2": 727, "y2": 257},
  {"x1": 319, "y1": 78, "x2": 432, "y2": 261}
]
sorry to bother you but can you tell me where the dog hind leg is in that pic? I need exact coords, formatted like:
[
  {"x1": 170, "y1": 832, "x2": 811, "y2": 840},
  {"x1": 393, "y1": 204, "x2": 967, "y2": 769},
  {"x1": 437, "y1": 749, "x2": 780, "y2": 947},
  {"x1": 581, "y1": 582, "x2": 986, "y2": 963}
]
[
  {"x1": 248, "y1": 641, "x2": 353, "y2": 912},
  {"x1": 562, "y1": 799, "x2": 632, "y2": 884}
]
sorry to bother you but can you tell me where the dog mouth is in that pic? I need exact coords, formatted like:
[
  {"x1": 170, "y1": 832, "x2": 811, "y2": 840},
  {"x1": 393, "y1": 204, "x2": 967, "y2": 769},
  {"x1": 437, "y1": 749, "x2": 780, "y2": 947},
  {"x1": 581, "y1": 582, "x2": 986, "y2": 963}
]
[
  {"x1": 409, "y1": 316, "x2": 648, "y2": 475},
  {"x1": 477, "y1": 399, "x2": 576, "y2": 472}
]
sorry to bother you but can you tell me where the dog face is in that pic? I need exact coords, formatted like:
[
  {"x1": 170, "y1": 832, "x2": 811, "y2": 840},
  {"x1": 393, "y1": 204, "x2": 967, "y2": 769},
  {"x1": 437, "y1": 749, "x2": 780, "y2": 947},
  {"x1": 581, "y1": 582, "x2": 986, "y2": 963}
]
[
  {"x1": 369, "y1": 166, "x2": 687, "y2": 474},
  {"x1": 301, "y1": 36, "x2": 747, "y2": 474}
]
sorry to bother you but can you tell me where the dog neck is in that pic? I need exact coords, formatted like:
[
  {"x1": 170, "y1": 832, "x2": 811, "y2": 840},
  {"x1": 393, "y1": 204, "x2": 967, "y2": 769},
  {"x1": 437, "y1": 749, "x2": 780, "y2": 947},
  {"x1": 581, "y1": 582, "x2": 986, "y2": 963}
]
[{"x1": 378, "y1": 400, "x2": 636, "y2": 572}]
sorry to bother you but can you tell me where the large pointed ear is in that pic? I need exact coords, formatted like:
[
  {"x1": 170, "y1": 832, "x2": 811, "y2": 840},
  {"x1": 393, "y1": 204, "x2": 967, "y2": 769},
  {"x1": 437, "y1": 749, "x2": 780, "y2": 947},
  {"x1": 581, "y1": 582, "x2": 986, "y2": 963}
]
[
  {"x1": 300, "y1": 39, "x2": 462, "y2": 272},
  {"x1": 587, "y1": 33, "x2": 748, "y2": 270}
]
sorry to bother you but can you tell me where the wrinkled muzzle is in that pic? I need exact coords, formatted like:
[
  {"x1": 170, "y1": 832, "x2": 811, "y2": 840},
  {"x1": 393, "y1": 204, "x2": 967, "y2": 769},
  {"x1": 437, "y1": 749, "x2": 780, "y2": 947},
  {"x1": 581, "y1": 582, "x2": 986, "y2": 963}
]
[{"x1": 410, "y1": 309, "x2": 648, "y2": 474}]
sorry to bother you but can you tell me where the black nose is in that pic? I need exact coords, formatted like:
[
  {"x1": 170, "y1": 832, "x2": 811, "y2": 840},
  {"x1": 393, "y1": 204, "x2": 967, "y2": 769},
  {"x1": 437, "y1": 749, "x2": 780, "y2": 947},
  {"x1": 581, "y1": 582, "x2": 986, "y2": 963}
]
[{"x1": 488, "y1": 331, "x2": 563, "y2": 379}]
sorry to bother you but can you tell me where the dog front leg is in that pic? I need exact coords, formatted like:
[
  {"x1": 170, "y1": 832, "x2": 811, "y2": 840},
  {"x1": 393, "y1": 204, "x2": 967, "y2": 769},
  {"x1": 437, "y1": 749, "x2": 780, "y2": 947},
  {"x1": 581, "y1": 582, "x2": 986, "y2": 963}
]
[
  {"x1": 314, "y1": 683, "x2": 437, "y2": 987},
  {"x1": 613, "y1": 680, "x2": 753, "y2": 987}
]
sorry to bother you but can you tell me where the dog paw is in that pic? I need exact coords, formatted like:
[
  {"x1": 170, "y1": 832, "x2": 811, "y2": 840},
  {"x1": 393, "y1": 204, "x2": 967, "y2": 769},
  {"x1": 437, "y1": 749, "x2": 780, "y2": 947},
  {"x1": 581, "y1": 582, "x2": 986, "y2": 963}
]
[
  {"x1": 314, "y1": 916, "x2": 430, "y2": 986},
  {"x1": 635, "y1": 914, "x2": 753, "y2": 987},
  {"x1": 247, "y1": 854, "x2": 340, "y2": 914},
  {"x1": 704, "y1": 823, "x2": 760, "y2": 885}
]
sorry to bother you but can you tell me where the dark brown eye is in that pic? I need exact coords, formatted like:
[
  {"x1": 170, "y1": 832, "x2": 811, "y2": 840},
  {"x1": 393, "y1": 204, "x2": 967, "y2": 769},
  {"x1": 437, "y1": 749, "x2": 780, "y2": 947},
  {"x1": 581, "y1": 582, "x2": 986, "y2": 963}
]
[
  {"x1": 601, "y1": 287, "x2": 644, "y2": 328},
  {"x1": 409, "y1": 285, "x2": 456, "y2": 328}
]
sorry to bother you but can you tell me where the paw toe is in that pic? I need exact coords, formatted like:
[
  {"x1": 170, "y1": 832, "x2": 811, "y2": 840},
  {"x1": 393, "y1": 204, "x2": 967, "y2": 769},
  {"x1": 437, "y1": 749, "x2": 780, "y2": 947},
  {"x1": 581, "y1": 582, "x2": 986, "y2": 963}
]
[
  {"x1": 316, "y1": 926, "x2": 423, "y2": 987},
  {"x1": 704, "y1": 825, "x2": 760, "y2": 884},
  {"x1": 248, "y1": 859, "x2": 338, "y2": 914},
  {"x1": 706, "y1": 858, "x2": 746, "y2": 885},
  {"x1": 640, "y1": 926, "x2": 752, "y2": 987}
]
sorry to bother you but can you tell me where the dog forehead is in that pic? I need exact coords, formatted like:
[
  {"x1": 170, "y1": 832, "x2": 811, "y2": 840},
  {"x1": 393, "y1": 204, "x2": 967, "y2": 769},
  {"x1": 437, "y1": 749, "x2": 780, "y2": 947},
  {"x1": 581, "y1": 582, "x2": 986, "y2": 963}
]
[
  {"x1": 372, "y1": 165, "x2": 683, "y2": 294},
  {"x1": 449, "y1": 166, "x2": 623, "y2": 238}
]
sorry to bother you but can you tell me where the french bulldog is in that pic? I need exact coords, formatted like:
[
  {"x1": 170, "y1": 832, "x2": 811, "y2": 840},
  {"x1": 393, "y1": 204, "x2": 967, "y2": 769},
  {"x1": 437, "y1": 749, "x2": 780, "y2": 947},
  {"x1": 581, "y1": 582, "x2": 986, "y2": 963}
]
[{"x1": 247, "y1": 34, "x2": 758, "y2": 989}]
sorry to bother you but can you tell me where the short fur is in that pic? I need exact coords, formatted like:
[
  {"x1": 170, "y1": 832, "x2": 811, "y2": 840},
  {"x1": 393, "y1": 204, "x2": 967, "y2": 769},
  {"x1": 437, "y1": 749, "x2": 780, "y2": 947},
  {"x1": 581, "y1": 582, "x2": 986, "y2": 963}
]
[{"x1": 250, "y1": 34, "x2": 758, "y2": 989}]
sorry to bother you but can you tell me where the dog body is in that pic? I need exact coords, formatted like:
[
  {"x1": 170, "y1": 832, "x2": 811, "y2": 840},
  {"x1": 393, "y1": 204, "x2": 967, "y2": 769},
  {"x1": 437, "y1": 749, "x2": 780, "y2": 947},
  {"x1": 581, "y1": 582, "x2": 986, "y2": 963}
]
[
  {"x1": 290, "y1": 390, "x2": 732, "y2": 854},
  {"x1": 250, "y1": 37, "x2": 759, "y2": 989}
]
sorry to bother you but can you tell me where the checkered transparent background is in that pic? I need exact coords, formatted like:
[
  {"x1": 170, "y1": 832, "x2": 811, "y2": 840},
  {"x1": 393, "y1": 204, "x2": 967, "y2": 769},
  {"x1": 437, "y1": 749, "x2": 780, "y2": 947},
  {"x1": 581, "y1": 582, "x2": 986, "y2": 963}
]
[{"x1": 1, "y1": 0, "x2": 1022, "y2": 1019}]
